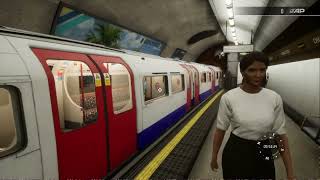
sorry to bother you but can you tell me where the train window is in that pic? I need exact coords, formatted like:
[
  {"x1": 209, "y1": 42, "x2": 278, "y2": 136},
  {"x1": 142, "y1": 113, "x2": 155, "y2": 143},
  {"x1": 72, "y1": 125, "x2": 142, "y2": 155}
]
[
  {"x1": 143, "y1": 75, "x2": 168, "y2": 102},
  {"x1": 46, "y1": 60, "x2": 98, "y2": 131},
  {"x1": 216, "y1": 72, "x2": 218, "y2": 79},
  {"x1": 171, "y1": 73, "x2": 185, "y2": 94},
  {"x1": 208, "y1": 72, "x2": 212, "y2": 82},
  {"x1": 104, "y1": 63, "x2": 133, "y2": 114},
  {"x1": 201, "y1": 73, "x2": 206, "y2": 83},
  {"x1": 0, "y1": 86, "x2": 26, "y2": 158}
]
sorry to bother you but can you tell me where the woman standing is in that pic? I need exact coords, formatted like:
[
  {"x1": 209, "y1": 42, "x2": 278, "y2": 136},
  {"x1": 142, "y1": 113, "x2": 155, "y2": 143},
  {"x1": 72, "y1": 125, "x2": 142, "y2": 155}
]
[{"x1": 210, "y1": 51, "x2": 295, "y2": 179}]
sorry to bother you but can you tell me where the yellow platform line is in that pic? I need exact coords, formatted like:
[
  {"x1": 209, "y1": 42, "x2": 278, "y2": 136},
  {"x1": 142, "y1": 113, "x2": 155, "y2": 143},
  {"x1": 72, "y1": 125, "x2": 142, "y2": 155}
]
[{"x1": 135, "y1": 90, "x2": 224, "y2": 180}]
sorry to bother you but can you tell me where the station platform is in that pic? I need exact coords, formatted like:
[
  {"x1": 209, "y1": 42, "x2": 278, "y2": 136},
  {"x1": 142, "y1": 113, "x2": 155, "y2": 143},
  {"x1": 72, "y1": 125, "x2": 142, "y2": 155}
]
[
  {"x1": 189, "y1": 108, "x2": 320, "y2": 179},
  {"x1": 110, "y1": 89, "x2": 319, "y2": 179},
  {"x1": 110, "y1": 90, "x2": 223, "y2": 179}
]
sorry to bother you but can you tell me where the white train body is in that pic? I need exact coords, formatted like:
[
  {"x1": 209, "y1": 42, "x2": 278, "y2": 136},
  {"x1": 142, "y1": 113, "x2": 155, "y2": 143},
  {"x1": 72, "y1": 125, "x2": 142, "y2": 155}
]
[
  {"x1": 0, "y1": 29, "x2": 222, "y2": 179},
  {"x1": 209, "y1": 65, "x2": 222, "y2": 89},
  {"x1": 191, "y1": 62, "x2": 212, "y2": 101}
]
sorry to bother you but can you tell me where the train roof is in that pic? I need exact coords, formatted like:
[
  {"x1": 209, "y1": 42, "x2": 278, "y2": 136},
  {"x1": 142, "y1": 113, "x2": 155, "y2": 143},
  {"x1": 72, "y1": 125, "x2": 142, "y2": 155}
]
[
  {"x1": 0, "y1": 26, "x2": 192, "y2": 64},
  {"x1": 0, "y1": 26, "x2": 126, "y2": 53},
  {"x1": 0, "y1": 26, "x2": 220, "y2": 76}
]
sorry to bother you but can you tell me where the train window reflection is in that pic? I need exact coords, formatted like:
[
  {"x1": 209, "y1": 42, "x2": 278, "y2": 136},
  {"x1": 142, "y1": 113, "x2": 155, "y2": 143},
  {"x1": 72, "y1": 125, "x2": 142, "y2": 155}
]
[
  {"x1": 171, "y1": 73, "x2": 185, "y2": 94},
  {"x1": 103, "y1": 63, "x2": 132, "y2": 114},
  {"x1": 144, "y1": 75, "x2": 168, "y2": 102},
  {"x1": 0, "y1": 86, "x2": 25, "y2": 158},
  {"x1": 46, "y1": 60, "x2": 97, "y2": 131}
]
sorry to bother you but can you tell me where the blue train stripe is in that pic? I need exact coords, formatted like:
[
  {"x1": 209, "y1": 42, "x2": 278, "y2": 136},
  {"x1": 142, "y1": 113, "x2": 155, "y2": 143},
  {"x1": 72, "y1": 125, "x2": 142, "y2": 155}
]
[
  {"x1": 138, "y1": 104, "x2": 187, "y2": 149},
  {"x1": 199, "y1": 89, "x2": 212, "y2": 102}
]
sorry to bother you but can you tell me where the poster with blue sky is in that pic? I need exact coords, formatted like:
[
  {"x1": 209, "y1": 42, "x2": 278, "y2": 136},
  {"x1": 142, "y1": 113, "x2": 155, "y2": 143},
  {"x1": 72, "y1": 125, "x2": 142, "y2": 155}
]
[{"x1": 53, "y1": 6, "x2": 164, "y2": 56}]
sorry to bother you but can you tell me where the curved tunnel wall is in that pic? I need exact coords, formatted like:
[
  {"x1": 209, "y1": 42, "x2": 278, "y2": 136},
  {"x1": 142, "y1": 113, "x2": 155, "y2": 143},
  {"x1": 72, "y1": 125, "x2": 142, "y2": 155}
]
[{"x1": 266, "y1": 58, "x2": 320, "y2": 128}]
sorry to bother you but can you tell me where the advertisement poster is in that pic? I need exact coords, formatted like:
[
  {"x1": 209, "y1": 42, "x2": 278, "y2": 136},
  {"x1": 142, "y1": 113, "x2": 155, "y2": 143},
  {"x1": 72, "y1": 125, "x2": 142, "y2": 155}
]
[{"x1": 52, "y1": 6, "x2": 164, "y2": 56}]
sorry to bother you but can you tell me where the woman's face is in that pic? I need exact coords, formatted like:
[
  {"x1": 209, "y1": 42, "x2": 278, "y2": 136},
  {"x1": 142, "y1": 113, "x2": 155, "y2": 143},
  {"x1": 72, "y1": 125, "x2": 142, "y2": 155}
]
[{"x1": 242, "y1": 61, "x2": 267, "y2": 87}]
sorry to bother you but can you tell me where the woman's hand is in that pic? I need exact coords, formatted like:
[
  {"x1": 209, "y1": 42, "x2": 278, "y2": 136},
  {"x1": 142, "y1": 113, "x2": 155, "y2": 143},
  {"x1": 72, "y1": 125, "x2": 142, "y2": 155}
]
[
  {"x1": 210, "y1": 129, "x2": 225, "y2": 172},
  {"x1": 210, "y1": 157, "x2": 219, "y2": 171}
]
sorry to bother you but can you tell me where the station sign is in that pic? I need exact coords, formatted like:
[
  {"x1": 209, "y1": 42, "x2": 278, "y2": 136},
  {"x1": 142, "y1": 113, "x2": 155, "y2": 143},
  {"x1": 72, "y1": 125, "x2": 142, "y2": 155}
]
[{"x1": 223, "y1": 44, "x2": 254, "y2": 53}]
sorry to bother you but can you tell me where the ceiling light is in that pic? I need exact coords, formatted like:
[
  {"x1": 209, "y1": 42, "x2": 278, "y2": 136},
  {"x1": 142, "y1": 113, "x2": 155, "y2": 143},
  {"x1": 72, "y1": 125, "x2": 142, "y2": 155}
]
[
  {"x1": 227, "y1": 8, "x2": 234, "y2": 18},
  {"x1": 231, "y1": 26, "x2": 236, "y2": 32},
  {"x1": 225, "y1": 0, "x2": 232, "y2": 7},
  {"x1": 229, "y1": 19, "x2": 235, "y2": 26}
]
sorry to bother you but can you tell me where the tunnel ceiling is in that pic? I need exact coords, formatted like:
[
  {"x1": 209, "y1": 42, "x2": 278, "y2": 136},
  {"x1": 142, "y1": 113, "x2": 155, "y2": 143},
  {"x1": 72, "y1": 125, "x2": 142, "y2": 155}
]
[
  {"x1": 0, "y1": 0, "x2": 318, "y2": 63},
  {"x1": 209, "y1": 0, "x2": 317, "y2": 50}
]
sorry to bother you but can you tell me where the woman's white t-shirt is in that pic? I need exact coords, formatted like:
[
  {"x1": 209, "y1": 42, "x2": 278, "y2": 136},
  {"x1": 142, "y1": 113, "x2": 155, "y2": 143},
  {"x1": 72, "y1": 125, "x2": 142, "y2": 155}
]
[{"x1": 216, "y1": 87, "x2": 286, "y2": 140}]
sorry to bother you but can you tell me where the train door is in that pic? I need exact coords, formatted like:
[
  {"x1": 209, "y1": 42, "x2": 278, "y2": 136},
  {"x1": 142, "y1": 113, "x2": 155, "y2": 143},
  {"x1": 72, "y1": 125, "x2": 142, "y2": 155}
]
[
  {"x1": 189, "y1": 68, "x2": 195, "y2": 106},
  {"x1": 179, "y1": 64, "x2": 191, "y2": 111},
  {"x1": 89, "y1": 55, "x2": 137, "y2": 170},
  {"x1": 189, "y1": 65, "x2": 200, "y2": 105},
  {"x1": 190, "y1": 70, "x2": 194, "y2": 105},
  {"x1": 32, "y1": 49, "x2": 108, "y2": 179},
  {"x1": 209, "y1": 67, "x2": 215, "y2": 92},
  {"x1": 216, "y1": 71, "x2": 220, "y2": 90},
  {"x1": 188, "y1": 65, "x2": 196, "y2": 106}
]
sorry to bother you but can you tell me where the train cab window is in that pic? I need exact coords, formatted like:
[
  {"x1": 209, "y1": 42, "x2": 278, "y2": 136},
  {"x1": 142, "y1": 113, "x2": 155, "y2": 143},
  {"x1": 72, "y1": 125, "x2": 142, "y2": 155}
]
[
  {"x1": 103, "y1": 63, "x2": 133, "y2": 114},
  {"x1": 143, "y1": 75, "x2": 168, "y2": 102},
  {"x1": 171, "y1": 73, "x2": 185, "y2": 94},
  {"x1": 208, "y1": 72, "x2": 212, "y2": 82},
  {"x1": 46, "y1": 60, "x2": 98, "y2": 131},
  {"x1": 0, "y1": 86, "x2": 26, "y2": 158},
  {"x1": 201, "y1": 72, "x2": 206, "y2": 83}
]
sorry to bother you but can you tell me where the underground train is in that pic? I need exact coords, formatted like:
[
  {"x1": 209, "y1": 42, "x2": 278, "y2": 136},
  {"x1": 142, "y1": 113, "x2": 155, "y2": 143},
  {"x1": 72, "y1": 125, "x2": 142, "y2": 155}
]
[{"x1": 0, "y1": 28, "x2": 222, "y2": 179}]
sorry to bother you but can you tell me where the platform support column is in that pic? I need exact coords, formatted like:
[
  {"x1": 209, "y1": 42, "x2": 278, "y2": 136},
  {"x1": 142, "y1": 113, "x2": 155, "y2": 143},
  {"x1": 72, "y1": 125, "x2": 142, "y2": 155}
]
[{"x1": 225, "y1": 52, "x2": 239, "y2": 90}]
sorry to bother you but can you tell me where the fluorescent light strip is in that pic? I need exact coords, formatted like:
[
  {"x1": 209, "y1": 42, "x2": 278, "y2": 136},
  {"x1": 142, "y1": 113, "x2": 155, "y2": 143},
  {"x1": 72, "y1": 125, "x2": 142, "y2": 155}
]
[
  {"x1": 231, "y1": 26, "x2": 236, "y2": 32},
  {"x1": 227, "y1": 8, "x2": 234, "y2": 18},
  {"x1": 229, "y1": 19, "x2": 235, "y2": 26},
  {"x1": 225, "y1": 0, "x2": 232, "y2": 6}
]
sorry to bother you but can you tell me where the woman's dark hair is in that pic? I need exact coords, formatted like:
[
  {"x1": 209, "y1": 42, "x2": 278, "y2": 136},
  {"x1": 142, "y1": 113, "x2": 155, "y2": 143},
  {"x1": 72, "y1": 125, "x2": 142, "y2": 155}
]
[{"x1": 240, "y1": 51, "x2": 269, "y2": 72}]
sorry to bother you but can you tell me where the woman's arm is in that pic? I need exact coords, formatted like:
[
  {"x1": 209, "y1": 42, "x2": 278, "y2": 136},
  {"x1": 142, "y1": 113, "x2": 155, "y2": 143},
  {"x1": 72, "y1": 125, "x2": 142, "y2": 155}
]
[
  {"x1": 279, "y1": 134, "x2": 295, "y2": 179},
  {"x1": 210, "y1": 128, "x2": 226, "y2": 170},
  {"x1": 211, "y1": 94, "x2": 230, "y2": 171}
]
